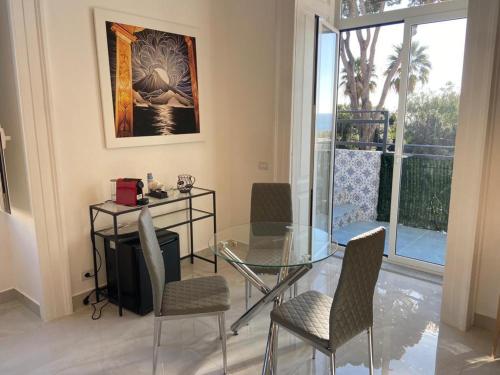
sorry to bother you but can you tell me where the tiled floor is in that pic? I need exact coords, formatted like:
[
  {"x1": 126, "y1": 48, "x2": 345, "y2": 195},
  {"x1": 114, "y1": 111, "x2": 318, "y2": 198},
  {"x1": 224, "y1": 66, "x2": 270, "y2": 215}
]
[
  {"x1": 334, "y1": 221, "x2": 447, "y2": 265},
  {"x1": 0, "y1": 252, "x2": 498, "y2": 374}
]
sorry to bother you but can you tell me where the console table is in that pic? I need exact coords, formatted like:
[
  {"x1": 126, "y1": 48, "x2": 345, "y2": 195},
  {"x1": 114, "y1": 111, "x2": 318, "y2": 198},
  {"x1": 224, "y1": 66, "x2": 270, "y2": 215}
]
[{"x1": 89, "y1": 187, "x2": 217, "y2": 316}]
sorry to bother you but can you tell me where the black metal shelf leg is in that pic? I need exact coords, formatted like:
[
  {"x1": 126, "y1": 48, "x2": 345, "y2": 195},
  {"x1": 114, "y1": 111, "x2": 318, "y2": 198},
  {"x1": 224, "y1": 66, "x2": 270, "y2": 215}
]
[
  {"x1": 113, "y1": 216, "x2": 123, "y2": 316},
  {"x1": 212, "y1": 192, "x2": 217, "y2": 273},
  {"x1": 188, "y1": 195, "x2": 194, "y2": 264},
  {"x1": 89, "y1": 207, "x2": 100, "y2": 303}
]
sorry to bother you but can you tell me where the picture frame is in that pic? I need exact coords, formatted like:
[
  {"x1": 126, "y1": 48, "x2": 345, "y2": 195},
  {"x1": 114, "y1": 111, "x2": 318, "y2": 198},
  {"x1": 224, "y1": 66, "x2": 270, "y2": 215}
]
[{"x1": 93, "y1": 8, "x2": 204, "y2": 148}]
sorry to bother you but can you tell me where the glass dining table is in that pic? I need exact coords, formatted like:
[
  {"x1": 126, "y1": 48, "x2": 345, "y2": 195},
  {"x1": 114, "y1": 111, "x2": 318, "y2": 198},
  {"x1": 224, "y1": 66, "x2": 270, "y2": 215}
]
[{"x1": 209, "y1": 222, "x2": 338, "y2": 374}]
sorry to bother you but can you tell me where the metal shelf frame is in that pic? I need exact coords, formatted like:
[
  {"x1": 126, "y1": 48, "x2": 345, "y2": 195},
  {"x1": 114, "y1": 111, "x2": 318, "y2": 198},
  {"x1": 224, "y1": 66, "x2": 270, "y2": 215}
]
[{"x1": 89, "y1": 187, "x2": 217, "y2": 316}]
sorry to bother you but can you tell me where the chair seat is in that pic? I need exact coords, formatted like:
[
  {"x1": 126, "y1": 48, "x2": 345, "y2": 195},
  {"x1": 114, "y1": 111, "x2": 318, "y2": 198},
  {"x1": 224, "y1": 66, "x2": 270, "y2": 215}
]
[
  {"x1": 162, "y1": 276, "x2": 230, "y2": 316},
  {"x1": 271, "y1": 290, "x2": 332, "y2": 349}
]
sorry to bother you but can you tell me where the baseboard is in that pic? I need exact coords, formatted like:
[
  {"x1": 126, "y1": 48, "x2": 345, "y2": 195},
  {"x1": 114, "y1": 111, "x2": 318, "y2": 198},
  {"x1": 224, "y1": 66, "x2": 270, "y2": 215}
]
[
  {"x1": 72, "y1": 289, "x2": 90, "y2": 311},
  {"x1": 0, "y1": 288, "x2": 41, "y2": 317},
  {"x1": 474, "y1": 313, "x2": 496, "y2": 332},
  {"x1": 0, "y1": 288, "x2": 17, "y2": 304}
]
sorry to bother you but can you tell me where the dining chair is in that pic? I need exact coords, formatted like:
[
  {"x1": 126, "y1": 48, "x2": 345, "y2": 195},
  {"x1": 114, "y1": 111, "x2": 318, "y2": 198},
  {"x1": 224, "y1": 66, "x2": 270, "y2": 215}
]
[
  {"x1": 269, "y1": 227, "x2": 385, "y2": 374},
  {"x1": 138, "y1": 207, "x2": 231, "y2": 374},
  {"x1": 245, "y1": 183, "x2": 294, "y2": 310}
]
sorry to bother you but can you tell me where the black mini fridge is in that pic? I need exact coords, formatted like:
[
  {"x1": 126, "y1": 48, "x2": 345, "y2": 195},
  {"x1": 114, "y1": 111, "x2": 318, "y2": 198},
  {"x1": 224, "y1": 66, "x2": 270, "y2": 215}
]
[{"x1": 104, "y1": 229, "x2": 180, "y2": 315}]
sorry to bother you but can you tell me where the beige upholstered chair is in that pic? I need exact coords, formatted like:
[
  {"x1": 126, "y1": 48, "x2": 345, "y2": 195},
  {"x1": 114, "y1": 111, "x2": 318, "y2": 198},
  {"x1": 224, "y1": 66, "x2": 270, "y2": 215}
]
[
  {"x1": 245, "y1": 183, "x2": 294, "y2": 309},
  {"x1": 138, "y1": 207, "x2": 230, "y2": 374},
  {"x1": 269, "y1": 227, "x2": 385, "y2": 374}
]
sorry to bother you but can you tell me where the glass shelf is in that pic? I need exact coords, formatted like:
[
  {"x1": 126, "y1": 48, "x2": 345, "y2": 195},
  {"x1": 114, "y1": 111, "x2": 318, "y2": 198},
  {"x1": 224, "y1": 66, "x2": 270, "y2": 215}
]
[
  {"x1": 94, "y1": 208, "x2": 214, "y2": 240},
  {"x1": 90, "y1": 187, "x2": 214, "y2": 216}
]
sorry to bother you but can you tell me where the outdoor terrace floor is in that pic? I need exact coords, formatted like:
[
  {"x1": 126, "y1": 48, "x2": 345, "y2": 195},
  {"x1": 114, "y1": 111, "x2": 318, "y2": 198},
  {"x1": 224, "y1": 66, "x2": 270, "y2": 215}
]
[{"x1": 334, "y1": 220, "x2": 447, "y2": 266}]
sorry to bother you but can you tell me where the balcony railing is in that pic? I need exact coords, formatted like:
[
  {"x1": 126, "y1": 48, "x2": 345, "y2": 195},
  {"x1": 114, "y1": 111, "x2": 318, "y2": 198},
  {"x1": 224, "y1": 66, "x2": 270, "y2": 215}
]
[{"x1": 335, "y1": 109, "x2": 455, "y2": 158}]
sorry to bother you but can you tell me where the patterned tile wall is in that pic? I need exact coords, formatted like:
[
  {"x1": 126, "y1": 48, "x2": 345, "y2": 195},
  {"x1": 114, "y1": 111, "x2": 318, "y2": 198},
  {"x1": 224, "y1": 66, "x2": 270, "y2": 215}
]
[{"x1": 333, "y1": 149, "x2": 382, "y2": 227}]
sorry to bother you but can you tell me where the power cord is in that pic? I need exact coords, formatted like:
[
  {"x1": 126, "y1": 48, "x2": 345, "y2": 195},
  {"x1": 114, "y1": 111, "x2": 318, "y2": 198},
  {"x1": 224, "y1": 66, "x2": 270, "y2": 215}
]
[
  {"x1": 84, "y1": 247, "x2": 102, "y2": 278},
  {"x1": 85, "y1": 210, "x2": 109, "y2": 319},
  {"x1": 91, "y1": 299, "x2": 109, "y2": 320},
  {"x1": 83, "y1": 287, "x2": 109, "y2": 320}
]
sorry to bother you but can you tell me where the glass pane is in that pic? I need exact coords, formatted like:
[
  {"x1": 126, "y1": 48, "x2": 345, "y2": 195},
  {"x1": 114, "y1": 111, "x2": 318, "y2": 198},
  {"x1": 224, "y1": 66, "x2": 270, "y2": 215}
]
[
  {"x1": 332, "y1": 23, "x2": 403, "y2": 254},
  {"x1": 396, "y1": 18, "x2": 466, "y2": 265},
  {"x1": 312, "y1": 23, "x2": 337, "y2": 233},
  {"x1": 341, "y1": 0, "x2": 452, "y2": 19},
  {"x1": 209, "y1": 223, "x2": 337, "y2": 268}
]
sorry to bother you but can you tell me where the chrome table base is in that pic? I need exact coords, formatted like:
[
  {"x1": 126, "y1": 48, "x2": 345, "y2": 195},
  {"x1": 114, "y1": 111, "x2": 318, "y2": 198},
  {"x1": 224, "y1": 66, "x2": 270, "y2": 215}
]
[{"x1": 219, "y1": 233, "x2": 312, "y2": 374}]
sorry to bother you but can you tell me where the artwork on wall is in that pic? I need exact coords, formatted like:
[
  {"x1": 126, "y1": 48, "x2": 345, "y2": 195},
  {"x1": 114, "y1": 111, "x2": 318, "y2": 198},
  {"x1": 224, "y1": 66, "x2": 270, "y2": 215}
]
[{"x1": 94, "y1": 9, "x2": 203, "y2": 148}]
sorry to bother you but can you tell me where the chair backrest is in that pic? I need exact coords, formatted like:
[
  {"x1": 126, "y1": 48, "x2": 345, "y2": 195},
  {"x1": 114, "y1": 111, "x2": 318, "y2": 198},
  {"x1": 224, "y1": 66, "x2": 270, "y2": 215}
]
[
  {"x1": 250, "y1": 183, "x2": 292, "y2": 223},
  {"x1": 329, "y1": 227, "x2": 385, "y2": 350},
  {"x1": 138, "y1": 207, "x2": 165, "y2": 317}
]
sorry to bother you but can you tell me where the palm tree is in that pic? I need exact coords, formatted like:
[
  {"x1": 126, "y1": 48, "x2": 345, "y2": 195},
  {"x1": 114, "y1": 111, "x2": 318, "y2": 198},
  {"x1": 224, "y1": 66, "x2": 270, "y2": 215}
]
[
  {"x1": 386, "y1": 41, "x2": 432, "y2": 93},
  {"x1": 340, "y1": 58, "x2": 378, "y2": 107}
]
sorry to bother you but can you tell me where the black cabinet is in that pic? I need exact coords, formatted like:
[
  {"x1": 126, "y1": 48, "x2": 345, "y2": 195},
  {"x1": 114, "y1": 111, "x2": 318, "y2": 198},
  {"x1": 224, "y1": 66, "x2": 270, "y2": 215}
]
[{"x1": 104, "y1": 230, "x2": 180, "y2": 315}]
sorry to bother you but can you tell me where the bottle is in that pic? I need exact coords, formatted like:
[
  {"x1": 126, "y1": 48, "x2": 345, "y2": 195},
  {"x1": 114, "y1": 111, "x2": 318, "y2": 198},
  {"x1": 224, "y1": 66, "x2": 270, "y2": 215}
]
[{"x1": 147, "y1": 173, "x2": 154, "y2": 193}]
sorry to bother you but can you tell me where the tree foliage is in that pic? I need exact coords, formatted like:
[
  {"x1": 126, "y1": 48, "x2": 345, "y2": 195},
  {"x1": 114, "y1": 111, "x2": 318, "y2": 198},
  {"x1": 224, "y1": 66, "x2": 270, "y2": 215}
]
[
  {"x1": 404, "y1": 83, "x2": 459, "y2": 155},
  {"x1": 387, "y1": 42, "x2": 432, "y2": 93},
  {"x1": 339, "y1": 0, "x2": 437, "y2": 142}
]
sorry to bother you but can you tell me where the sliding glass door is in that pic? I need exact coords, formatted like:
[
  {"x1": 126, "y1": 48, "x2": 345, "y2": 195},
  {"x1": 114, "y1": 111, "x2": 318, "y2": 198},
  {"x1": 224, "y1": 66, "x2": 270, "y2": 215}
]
[
  {"x1": 332, "y1": 8, "x2": 467, "y2": 271},
  {"x1": 389, "y1": 15, "x2": 467, "y2": 270}
]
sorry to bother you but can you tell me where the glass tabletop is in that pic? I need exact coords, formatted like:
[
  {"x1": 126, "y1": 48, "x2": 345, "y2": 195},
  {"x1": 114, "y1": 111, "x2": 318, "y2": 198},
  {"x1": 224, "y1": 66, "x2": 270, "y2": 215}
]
[{"x1": 209, "y1": 222, "x2": 338, "y2": 268}]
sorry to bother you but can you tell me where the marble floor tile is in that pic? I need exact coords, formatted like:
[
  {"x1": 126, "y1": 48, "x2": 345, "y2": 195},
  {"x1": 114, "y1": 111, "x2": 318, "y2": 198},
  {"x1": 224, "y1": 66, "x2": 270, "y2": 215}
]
[{"x1": 0, "y1": 256, "x2": 498, "y2": 374}]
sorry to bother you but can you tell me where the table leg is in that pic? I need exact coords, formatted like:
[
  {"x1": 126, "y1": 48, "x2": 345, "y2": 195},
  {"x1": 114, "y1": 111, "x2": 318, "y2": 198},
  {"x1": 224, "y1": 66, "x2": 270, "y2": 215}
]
[
  {"x1": 262, "y1": 229, "x2": 294, "y2": 375},
  {"x1": 262, "y1": 320, "x2": 280, "y2": 375},
  {"x1": 230, "y1": 264, "x2": 310, "y2": 334}
]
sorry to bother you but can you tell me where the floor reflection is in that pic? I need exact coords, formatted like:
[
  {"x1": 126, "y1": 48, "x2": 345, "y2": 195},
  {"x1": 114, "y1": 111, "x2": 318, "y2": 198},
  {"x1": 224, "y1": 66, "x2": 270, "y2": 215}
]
[{"x1": 0, "y1": 251, "x2": 498, "y2": 374}]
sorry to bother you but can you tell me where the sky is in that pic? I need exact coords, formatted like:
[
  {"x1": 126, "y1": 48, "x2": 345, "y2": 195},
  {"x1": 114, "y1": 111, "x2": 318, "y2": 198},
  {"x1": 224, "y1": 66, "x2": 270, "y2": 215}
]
[{"x1": 319, "y1": 17, "x2": 467, "y2": 113}]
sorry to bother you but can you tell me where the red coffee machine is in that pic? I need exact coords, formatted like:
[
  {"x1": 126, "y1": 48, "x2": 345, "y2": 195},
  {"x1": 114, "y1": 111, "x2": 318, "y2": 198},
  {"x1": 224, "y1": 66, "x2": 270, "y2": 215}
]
[{"x1": 115, "y1": 178, "x2": 149, "y2": 206}]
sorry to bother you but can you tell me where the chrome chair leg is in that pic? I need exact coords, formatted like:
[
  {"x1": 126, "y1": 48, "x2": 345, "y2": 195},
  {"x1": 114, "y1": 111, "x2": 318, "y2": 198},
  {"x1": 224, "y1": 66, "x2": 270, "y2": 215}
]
[
  {"x1": 157, "y1": 320, "x2": 162, "y2": 346},
  {"x1": 330, "y1": 352, "x2": 336, "y2": 375},
  {"x1": 219, "y1": 312, "x2": 228, "y2": 374},
  {"x1": 294, "y1": 282, "x2": 298, "y2": 297},
  {"x1": 245, "y1": 279, "x2": 249, "y2": 311},
  {"x1": 368, "y1": 326, "x2": 374, "y2": 375},
  {"x1": 153, "y1": 318, "x2": 161, "y2": 374},
  {"x1": 312, "y1": 347, "x2": 316, "y2": 359}
]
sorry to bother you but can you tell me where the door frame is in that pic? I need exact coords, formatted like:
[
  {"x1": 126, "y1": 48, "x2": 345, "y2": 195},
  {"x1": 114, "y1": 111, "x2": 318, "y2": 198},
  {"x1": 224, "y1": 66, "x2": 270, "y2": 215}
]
[{"x1": 387, "y1": 9, "x2": 467, "y2": 274}]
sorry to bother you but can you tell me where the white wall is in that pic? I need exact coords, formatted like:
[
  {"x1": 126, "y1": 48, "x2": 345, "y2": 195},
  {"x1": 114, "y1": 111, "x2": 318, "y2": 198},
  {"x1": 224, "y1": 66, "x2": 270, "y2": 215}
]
[
  {"x1": 37, "y1": 0, "x2": 284, "y2": 298},
  {"x1": 213, "y1": 0, "x2": 281, "y2": 227},
  {"x1": 441, "y1": 0, "x2": 500, "y2": 330},
  {"x1": 473, "y1": 8, "x2": 500, "y2": 320},
  {"x1": 0, "y1": 216, "x2": 13, "y2": 293},
  {"x1": 5, "y1": 210, "x2": 41, "y2": 302},
  {"x1": 0, "y1": 0, "x2": 41, "y2": 304}
]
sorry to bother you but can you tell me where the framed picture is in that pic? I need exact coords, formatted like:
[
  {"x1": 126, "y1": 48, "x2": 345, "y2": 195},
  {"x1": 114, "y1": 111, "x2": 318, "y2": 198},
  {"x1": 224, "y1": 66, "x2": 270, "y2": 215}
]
[{"x1": 94, "y1": 9, "x2": 203, "y2": 148}]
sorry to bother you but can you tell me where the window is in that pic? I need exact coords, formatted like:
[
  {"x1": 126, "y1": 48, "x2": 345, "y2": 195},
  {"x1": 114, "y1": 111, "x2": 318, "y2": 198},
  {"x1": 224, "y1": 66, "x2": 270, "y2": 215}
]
[{"x1": 341, "y1": 0, "x2": 452, "y2": 19}]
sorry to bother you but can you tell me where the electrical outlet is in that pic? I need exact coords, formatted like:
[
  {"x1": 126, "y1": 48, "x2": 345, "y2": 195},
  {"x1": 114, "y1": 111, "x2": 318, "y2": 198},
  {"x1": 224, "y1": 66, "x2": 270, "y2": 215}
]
[
  {"x1": 82, "y1": 269, "x2": 94, "y2": 281},
  {"x1": 258, "y1": 161, "x2": 269, "y2": 170}
]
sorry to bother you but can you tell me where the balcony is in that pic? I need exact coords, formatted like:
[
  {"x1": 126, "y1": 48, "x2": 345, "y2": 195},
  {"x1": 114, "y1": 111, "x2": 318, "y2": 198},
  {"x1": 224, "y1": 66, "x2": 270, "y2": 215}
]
[{"x1": 327, "y1": 110, "x2": 453, "y2": 266}]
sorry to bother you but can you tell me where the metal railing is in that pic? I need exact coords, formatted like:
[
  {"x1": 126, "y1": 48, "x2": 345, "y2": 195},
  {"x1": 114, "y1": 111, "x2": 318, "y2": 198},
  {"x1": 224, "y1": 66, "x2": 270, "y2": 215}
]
[
  {"x1": 336, "y1": 110, "x2": 390, "y2": 152},
  {"x1": 335, "y1": 109, "x2": 455, "y2": 158}
]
